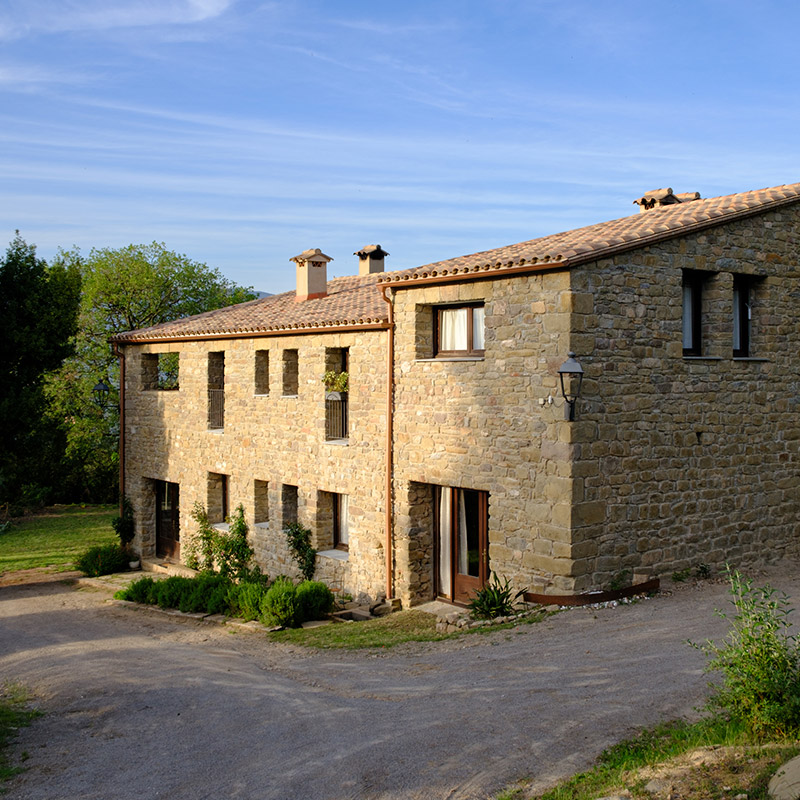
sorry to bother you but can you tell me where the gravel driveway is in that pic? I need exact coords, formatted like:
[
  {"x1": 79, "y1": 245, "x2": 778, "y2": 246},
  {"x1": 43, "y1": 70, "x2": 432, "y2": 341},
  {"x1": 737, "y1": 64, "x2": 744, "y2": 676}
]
[{"x1": 2, "y1": 566, "x2": 798, "y2": 800}]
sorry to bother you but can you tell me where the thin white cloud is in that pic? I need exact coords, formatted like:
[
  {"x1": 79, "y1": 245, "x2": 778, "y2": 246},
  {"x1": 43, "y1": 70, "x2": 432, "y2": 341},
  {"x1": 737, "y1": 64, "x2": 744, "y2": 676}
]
[
  {"x1": 0, "y1": 0, "x2": 236, "y2": 40},
  {"x1": 0, "y1": 63, "x2": 91, "y2": 87}
]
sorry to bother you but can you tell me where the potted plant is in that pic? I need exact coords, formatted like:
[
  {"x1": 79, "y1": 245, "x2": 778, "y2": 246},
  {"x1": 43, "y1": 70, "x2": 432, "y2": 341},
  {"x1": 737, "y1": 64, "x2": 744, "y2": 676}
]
[
  {"x1": 322, "y1": 370, "x2": 349, "y2": 400},
  {"x1": 112, "y1": 496, "x2": 140, "y2": 569}
]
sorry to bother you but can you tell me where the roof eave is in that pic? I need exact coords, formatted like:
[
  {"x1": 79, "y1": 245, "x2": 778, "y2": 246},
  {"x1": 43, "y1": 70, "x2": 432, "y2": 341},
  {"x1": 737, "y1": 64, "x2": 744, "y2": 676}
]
[{"x1": 110, "y1": 319, "x2": 390, "y2": 346}]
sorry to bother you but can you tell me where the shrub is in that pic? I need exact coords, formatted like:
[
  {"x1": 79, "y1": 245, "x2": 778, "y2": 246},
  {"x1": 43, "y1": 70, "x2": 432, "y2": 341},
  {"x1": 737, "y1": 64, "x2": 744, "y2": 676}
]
[
  {"x1": 228, "y1": 580, "x2": 270, "y2": 621},
  {"x1": 214, "y1": 504, "x2": 254, "y2": 579},
  {"x1": 111, "y1": 496, "x2": 135, "y2": 548},
  {"x1": 260, "y1": 577, "x2": 299, "y2": 628},
  {"x1": 195, "y1": 574, "x2": 231, "y2": 614},
  {"x1": 76, "y1": 543, "x2": 130, "y2": 577},
  {"x1": 187, "y1": 503, "x2": 216, "y2": 572},
  {"x1": 296, "y1": 581, "x2": 334, "y2": 621},
  {"x1": 284, "y1": 522, "x2": 316, "y2": 581},
  {"x1": 694, "y1": 568, "x2": 800, "y2": 738},
  {"x1": 468, "y1": 573, "x2": 525, "y2": 620},
  {"x1": 115, "y1": 576, "x2": 155, "y2": 603}
]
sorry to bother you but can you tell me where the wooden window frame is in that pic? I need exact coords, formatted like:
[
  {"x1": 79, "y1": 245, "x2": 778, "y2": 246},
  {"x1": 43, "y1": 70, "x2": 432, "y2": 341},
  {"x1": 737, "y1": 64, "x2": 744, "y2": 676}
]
[{"x1": 434, "y1": 303, "x2": 485, "y2": 357}]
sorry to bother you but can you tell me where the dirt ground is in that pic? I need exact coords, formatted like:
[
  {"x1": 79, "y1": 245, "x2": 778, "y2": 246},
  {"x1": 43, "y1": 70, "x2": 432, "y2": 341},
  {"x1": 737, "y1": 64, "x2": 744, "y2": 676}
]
[{"x1": 1, "y1": 564, "x2": 799, "y2": 800}]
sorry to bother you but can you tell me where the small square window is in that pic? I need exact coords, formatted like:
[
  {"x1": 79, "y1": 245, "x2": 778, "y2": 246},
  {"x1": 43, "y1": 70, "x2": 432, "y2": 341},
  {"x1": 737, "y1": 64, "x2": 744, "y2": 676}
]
[{"x1": 435, "y1": 304, "x2": 485, "y2": 356}]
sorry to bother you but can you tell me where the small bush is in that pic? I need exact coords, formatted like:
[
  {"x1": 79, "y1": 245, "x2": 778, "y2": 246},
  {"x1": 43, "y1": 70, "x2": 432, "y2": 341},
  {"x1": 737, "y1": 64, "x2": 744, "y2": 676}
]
[
  {"x1": 695, "y1": 562, "x2": 713, "y2": 579},
  {"x1": 469, "y1": 573, "x2": 525, "y2": 620},
  {"x1": 693, "y1": 568, "x2": 800, "y2": 738},
  {"x1": 284, "y1": 522, "x2": 316, "y2": 581},
  {"x1": 116, "y1": 576, "x2": 156, "y2": 603},
  {"x1": 260, "y1": 577, "x2": 299, "y2": 628},
  {"x1": 111, "y1": 496, "x2": 135, "y2": 548},
  {"x1": 178, "y1": 573, "x2": 231, "y2": 614},
  {"x1": 672, "y1": 567, "x2": 691, "y2": 582},
  {"x1": 296, "y1": 581, "x2": 334, "y2": 621},
  {"x1": 76, "y1": 543, "x2": 130, "y2": 577},
  {"x1": 230, "y1": 581, "x2": 270, "y2": 621}
]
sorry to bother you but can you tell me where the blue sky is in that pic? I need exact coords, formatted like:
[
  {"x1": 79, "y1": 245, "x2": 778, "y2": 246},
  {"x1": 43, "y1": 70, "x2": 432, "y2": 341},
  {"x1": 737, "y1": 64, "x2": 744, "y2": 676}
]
[{"x1": 2, "y1": 1, "x2": 799, "y2": 293}]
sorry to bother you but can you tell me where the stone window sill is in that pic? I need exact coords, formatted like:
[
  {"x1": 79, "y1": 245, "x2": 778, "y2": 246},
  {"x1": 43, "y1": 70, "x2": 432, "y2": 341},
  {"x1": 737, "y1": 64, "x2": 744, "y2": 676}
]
[
  {"x1": 733, "y1": 357, "x2": 770, "y2": 362},
  {"x1": 212, "y1": 522, "x2": 229, "y2": 532},
  {"x1": 317, "y1": 549, "x2": 349, "y2": 562},
  {"x1": 254, "y1": 393, "x2": 270, "y2": 398},
  {"x1": 254, "y1": 522, "x2": 269, "y2": 530},
  {"x1": 324, "y1": 439, "x2": 349, "y2": 446},
  {"x1": 415, "y1": 357, "x2": 484, "y2": 363}
]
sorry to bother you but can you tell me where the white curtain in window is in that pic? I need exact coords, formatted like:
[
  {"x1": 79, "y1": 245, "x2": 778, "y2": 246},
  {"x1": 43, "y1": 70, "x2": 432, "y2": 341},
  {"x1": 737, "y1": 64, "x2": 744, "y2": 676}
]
[
  {"x1": 472, "y1": 306, "x2": 485, "y2": 350},
  {"x1": 457, "y1": 490, "x2": 468, "y2": 574},
  {"x1": 338, "y1": 494, "x2": 349, "y2": 546},
  {"x1": 440, "y1": 308, "x2": 468, "y2": 350},
  {"x1": 438, "y1": 488, "x2": 451, "y2": 593}
]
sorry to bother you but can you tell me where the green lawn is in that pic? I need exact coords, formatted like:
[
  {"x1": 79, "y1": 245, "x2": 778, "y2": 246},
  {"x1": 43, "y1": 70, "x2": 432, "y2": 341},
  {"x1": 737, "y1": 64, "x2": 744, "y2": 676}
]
[{"x1": 0, "y1": 505, "x2": 117, "y2": 573}]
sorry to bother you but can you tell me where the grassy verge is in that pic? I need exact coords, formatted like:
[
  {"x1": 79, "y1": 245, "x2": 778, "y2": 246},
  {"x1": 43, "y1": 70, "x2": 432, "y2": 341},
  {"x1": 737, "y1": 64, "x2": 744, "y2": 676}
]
[
  {"x1": 0, "y1": 683, "x2": 41, "y2": 786},
  {"x1": 268, "y1": 607, "x2": 551, "y2": 649},
  {"x1": 268, "y1": 610, "x2": 451, "y2": 648},
  {"x1": 500, "y1": 717, "x2": 800, "y2": 800},
  {"x1": 0, "y1": 505, "x2": 116, "y2": 573}
]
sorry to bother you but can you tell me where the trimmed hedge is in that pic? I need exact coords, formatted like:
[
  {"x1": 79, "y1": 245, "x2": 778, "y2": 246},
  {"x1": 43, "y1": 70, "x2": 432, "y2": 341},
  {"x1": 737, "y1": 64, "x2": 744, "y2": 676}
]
[
  {"x1": 116, "y1": 574, "x2": 335, "y2": 628},
  {"x1": 76, "y1": 544, "x2": 130, "y2": 577}
]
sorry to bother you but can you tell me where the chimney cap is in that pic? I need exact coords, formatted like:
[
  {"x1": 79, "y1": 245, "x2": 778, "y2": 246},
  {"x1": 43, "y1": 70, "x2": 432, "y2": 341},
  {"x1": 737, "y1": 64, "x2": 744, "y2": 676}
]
[
  {"x1": 633, "y1": 188, "x2": 701, "y2": 211},
  {"x1": 354, "y1": 244, "x2": 390, "y2": 258},
  {"x1": 290, "y1": 248, "x2": 333, "y2": 264}
]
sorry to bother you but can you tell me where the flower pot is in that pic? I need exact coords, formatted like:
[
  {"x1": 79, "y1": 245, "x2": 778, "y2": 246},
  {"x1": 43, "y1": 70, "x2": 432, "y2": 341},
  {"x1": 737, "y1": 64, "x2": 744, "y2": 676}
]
[{"x1": 129, "y1": 560, "x2": 141, "y2": 570}]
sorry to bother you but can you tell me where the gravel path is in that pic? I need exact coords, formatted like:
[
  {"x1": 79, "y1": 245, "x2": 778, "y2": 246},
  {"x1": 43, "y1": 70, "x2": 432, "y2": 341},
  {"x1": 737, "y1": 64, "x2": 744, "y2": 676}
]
[{"x1": 1, "y1": 565, "x2": 798, "y2": 800}]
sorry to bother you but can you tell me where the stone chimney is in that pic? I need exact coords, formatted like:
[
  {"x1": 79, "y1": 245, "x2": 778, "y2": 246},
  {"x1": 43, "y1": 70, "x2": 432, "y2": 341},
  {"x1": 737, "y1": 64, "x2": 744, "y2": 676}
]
[
  {"x1": 290, "y1": 248, "x2": 333, "y2": 302},
  {"x1": 633, "y1": 188, "x2": 701, "y2": 212},
  {"x1": 354, "y1": 244, "x2": 389, "y2": 275}
]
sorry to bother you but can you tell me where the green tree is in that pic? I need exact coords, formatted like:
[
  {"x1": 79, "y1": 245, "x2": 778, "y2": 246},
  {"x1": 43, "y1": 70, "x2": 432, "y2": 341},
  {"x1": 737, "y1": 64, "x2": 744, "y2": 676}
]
[
  {"x1": 0, "y1": 233, "x2": 81, "y2": 502},
  {"x1": 46, "y1": 242, "x2": 255, "y2": 501}
]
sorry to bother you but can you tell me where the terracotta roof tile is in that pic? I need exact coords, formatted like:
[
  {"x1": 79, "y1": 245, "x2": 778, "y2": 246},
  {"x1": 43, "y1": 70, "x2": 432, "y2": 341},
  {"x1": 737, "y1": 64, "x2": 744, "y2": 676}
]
[
  {"x1": 114, "y1": 182, "x2": 800, "y2": 343},
  {"x1": 113, "y1": 273, "x2": 389, "y2": 343},
  {"x1": 378, "y1": 181, "x2": 800, "y2": 284}
]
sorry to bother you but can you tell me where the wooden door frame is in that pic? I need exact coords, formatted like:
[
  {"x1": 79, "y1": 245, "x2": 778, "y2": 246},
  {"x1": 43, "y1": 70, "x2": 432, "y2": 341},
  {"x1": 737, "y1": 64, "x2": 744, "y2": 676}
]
[
  {"x1": 155, "y1": 480, "x2": 180, "y2": 560},
  {"x1": 434, "y1": 486, "x2": 489, "y2": 605}
]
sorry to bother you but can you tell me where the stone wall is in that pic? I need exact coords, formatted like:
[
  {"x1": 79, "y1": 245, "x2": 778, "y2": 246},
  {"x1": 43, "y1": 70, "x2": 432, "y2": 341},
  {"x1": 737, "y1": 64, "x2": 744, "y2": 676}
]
[
  {"x1": 122, "y1": 329, "x2": 388, "y2": 602},
  {"x1": 570, "y1": 205, "x2": 800, "y2": 589},
  {"x1": 389, "y1": 271, "x2": 580, "y2": 603}
]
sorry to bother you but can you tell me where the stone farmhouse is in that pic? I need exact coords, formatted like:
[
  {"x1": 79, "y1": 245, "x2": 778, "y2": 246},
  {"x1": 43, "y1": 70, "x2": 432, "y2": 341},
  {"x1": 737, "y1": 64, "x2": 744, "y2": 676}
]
[{"x1": 112, "y1": 182, "x2": 800, "y2": 607}]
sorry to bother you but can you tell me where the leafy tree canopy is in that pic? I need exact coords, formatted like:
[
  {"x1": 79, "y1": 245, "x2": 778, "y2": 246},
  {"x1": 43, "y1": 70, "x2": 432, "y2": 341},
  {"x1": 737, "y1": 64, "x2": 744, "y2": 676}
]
[
  {"x1": 44, "y1": 242, "x2": 255, "y2": 503},
  {"x1": 0, "y1": 232, "x2": 81, "y2": 502}
]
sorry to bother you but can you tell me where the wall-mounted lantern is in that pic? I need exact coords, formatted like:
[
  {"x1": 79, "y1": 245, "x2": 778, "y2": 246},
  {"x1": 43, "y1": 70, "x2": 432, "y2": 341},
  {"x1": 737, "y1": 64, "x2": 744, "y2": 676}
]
[
  {"x1": 557, "y1": 352, "x2": 583, "y2": 421},
  {"x1": 92, "y1": 378, "x2": 111, "y2": 409}
]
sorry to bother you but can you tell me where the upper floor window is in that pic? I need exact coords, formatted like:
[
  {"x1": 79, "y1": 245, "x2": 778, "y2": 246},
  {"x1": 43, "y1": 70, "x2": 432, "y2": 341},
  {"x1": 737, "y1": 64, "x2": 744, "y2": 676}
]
[
  {"x1": 733, "y1": 276, "x2": 751, "y2": 357},
  {"x1": 142, "y1": 352, "x2": 180, "y2": 390},
  {"x1": 208, "y1": 351, "x2": 225, "y2": 430},
  {"x1": 435, "y1": 304, "x2": 485, "y2": 357},
  {"x1": 282, "y1": 349, "x2": 299, "y2": 396},
  {"x1": 682, "y1": 271, "x2": 703, "y2": 356},
  {"x1": 254, "y1": 350, "x2": 269, "y2": 395}
]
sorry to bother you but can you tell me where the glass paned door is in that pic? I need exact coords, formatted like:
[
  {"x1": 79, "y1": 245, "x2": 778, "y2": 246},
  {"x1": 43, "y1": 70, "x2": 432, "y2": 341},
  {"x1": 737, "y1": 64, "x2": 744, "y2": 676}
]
[
  {"x1": 437, "y1": 486, "x2": 488, "y2": 604},
  {"x1": 155, "y1": 480, "x2": 180, "y2": 560}
]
